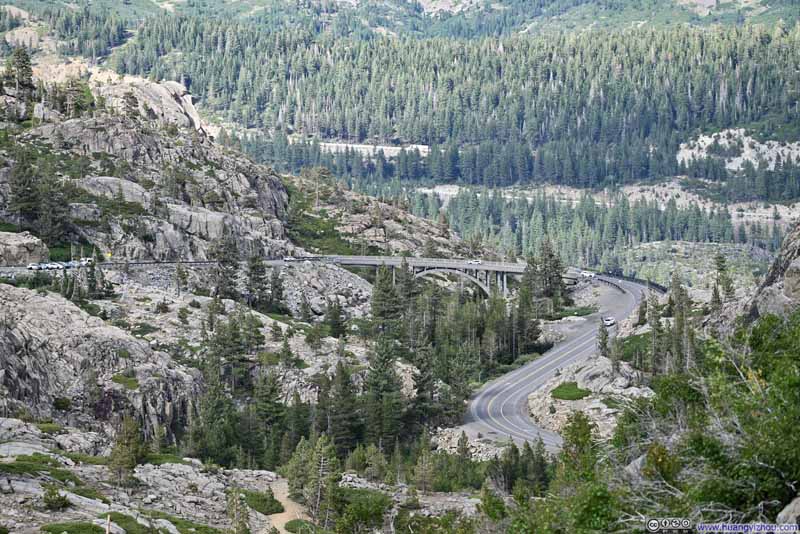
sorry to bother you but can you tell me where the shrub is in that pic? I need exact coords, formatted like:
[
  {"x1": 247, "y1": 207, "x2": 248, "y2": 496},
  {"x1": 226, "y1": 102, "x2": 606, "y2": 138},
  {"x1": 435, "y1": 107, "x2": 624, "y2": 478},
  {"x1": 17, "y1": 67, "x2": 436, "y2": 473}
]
[
  {"x1": 43, "y1": 484, "x2": 71, "y2": 510},
  {"x1": 53, "y1": 397, "x2": 72, "y2": 411},
  {"x1": 178, "y1": 307, "x2": 190, "y2": 324},
  {"x1": 155, "y1": 300, "x2": 170, "y2": 313},
  {"x1": 285, "y1": 519, "x2": 317, "y2": 533},
  {"x1": 241, "y1": 488, "x2": 284, "y2": 515},
  {"x1": 189, "y1": 299, "x2": 201, "y2": 309}
]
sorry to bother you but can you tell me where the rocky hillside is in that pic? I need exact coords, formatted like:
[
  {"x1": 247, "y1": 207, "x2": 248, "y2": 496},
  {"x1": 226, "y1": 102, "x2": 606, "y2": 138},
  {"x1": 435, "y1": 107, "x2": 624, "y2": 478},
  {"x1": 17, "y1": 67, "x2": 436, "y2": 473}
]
[
  {"x1": 0, "y1": 283, "x2": 202, "y2": 440},
  {"x1": 1, "y1": 77, "x2": 288, "y2": 261}
]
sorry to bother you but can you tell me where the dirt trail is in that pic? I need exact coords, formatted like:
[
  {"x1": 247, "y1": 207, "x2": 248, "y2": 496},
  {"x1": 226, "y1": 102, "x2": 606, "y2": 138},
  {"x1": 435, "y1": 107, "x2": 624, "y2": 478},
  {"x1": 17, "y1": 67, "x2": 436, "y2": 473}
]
[{"x1": 263, "y1": 478, "x2": 309, "y2": 534}]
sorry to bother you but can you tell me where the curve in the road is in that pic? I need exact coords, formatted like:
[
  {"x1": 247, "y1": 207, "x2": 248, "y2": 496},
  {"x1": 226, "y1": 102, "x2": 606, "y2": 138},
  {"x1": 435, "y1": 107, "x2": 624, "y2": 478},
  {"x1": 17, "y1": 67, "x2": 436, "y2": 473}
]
[{"x1": 465, "y1": 277, "x2": 654, "y2": 449}]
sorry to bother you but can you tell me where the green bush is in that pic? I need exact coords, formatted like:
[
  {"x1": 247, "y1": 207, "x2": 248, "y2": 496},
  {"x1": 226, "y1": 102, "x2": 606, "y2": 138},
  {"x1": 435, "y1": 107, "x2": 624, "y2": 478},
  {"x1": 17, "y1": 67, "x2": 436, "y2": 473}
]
[
  {"x1": 0, "y1": 526, "x2": 8, "y2": 534},
  {"x1": 241, "y1": 488, "x2": 284, "y2": 515},
  {"x1": 53, "y1": 397, "x2": 72, "y2": 411},
  {"x1": 43, "y1": 484, "x2": 71, "y2": 510},
  {"x1": 284, "y1": 519, "x2": 318, "y2": 533},
  {"x1": 551, "y1": 382, "x2": 592, "y2": 401}
]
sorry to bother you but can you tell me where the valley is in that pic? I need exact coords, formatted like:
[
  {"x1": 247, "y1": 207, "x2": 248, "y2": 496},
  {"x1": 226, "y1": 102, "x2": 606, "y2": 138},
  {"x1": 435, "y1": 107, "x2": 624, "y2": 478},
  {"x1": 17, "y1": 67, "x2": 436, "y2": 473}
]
[{"x1": 1, "y1": 3, "x2": 800, "y2": 533}]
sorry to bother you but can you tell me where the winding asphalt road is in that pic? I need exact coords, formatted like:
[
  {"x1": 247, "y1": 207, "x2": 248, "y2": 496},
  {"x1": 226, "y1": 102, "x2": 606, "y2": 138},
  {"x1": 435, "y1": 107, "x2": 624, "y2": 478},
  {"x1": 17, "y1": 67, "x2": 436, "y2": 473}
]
[{"x1": 464, "y1": 277, "x2": 649, "y2": 449}]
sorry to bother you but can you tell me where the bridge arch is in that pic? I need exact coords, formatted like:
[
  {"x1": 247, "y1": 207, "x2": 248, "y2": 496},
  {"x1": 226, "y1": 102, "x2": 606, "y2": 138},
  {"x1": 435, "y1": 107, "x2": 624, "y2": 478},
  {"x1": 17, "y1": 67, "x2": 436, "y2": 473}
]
[{"x1": 413, "y1": 268, "x2": 491, "y2": 297}]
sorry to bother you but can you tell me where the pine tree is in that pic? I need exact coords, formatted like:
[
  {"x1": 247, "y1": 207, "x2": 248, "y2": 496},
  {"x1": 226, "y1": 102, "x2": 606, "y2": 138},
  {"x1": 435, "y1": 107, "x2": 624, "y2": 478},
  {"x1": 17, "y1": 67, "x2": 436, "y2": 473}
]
[
  {"x1": 411, "y1": 344, "x2": 437, "y2": 428},
  {"x1": 370, "y1": 265, "x2": 402, "y2": 339},
  {"x1": 226, "y1": 488, "x2": 251, "y2": 534},
  {"x1": 268, "y1": 268, "x2": 284, "y2": 312},
  {"x1": 8, "y1": 47, "x2": 32, "y2": 94},
  {"x1": 210, "y1": 231, "x2": 239, "y2": 299},
  {"x1": 364, "y1": 336, "x2": 403, "y2": 447},
  {"x1": 714, "y1": 252, "x2": 735, "y2": 300},
  {"x1": 109, "y1": 416, "x2": 145, "y2": 484},
  {"x1": 246, "y1": 254, "x2": 269, "y2": 310},
  {"x1": 304, "y1": 435, "x2": 340, "y2": 530},
  {"x1": 598, "y1": 321, "x2": 609, "y2": 359},
  {"x1": 324, "y1": 298, "x2": 345, "y2": 339},
  {"x1": 329, "y1": 361, "x2": 359, "y2": 457}
]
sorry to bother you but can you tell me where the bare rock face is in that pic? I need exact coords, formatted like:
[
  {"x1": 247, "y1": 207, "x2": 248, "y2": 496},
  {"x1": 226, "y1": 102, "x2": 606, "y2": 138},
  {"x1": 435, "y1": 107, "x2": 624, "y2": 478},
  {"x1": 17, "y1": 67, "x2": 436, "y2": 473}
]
[
  {"x1": 431, "y1": 428, "x2": 503, "y2": 461},
  {"x1": 90, "y1": 74, "x2": 207, "y2": 134},
  {"x1": 0, "y1": 284, "x2": 202, "y2": 440},
  {"x1": 777, "y1": 496, "x2": 800, "y2": 524},
  {"x1": 0, "y1": 231, "x2": 48, "y2": 266},
  {"x1": 280, "y1": 261, "x2": 373, "y2": 319},
  {"x1": 750, "y1": 223, "x2": 800, "y2": 319}
]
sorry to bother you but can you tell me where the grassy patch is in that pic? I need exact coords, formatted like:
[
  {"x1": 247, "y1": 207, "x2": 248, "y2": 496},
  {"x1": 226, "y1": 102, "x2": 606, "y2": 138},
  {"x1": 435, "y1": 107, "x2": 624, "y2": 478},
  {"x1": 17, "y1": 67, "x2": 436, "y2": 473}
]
[
  {"x1": 102, "y1": 513, "x2": 152, "y2": 534},
  {"x1": 551, "y1": 381, "x2": 592, "y2": 401},
  {"x1": 545, "y1": 306, "x2": 596, "y2": 320},
  {"x1": 142, "y1": 510, "x2": 222, "y2": 534},
  {"x1": 0, "y1": 221, "x2": 20, "y2": 232},
  {"x1": 111, "y1": 374, "x2": 140, "y2": 390},
  {"x1": 71, "y1": 486, "x2": 109, "y2": 504},
  {"x1": 130, "y1": 322, "x2": 159, "y2": 336},
  {"x1": 41, "y1": 522, "x2": 103, "y2": 534},
  {"x1": 0, "y1": 456, "x2": 82, "y2": 486},
  {"x1": 64, "y1": 452, "x2": 109, "y2": 466},
  {"x1": 0, "y1": 526, "x2": 8, "y2": 534},
  {"x1": 241, "y1": 488, "x2": 284, "y2": 515},
  {"x1": 601, "y1": 396, "x2": 623, "y2": 410},
  {"x1": 35, "y1": 422, "x2": 64, "y2": 434},
  {"x1": 143, "y1": 453, "x2": 188, "y2": 466}
]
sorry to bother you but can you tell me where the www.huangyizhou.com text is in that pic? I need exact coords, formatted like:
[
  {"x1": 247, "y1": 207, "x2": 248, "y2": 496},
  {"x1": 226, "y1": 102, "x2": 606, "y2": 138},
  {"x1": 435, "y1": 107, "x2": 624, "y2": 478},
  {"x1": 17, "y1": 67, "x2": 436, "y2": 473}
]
[
  {"x1": 696, "y1": 524, "x2": 800, "y2": 533},
  {"x1": 646, "y1": 518, "x2": 800, "y2": 533}
]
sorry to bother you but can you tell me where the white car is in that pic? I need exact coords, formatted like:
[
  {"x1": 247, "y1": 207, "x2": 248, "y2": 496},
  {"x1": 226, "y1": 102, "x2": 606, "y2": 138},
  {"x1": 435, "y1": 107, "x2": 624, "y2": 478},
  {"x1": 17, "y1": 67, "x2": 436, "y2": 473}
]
[
  {"x1": 27, "y1": 263, "x2": 40, "y2": 270},
  {"x1": 467, "y1": 259, "x2": 483, "y2": 265},
  {"x1": 580, "y1": 271, "x2": 596, "y2": 278},
  {"x1": 283, "y1": 256, "x2": 299, "y2": 262},
  {"x1": 602, "y1": 316, "x2": 616, "y2": 327}
]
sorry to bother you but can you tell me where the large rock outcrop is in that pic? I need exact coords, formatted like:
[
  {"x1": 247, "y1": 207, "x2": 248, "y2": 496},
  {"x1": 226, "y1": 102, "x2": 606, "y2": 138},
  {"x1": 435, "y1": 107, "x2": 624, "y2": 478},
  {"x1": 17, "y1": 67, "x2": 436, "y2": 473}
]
[
  {"x1": 749, "y1": 223, "x2": 800, "y2": 319},
  {"x1": 0, "y1": 284, "x2": 202, "y2": 439},
  {"x1": 0, "y1": 231, "x2": 48, "y2": 266},
  {"x1": 528, "y1": 356, "x2": 653, "y2": 439}
]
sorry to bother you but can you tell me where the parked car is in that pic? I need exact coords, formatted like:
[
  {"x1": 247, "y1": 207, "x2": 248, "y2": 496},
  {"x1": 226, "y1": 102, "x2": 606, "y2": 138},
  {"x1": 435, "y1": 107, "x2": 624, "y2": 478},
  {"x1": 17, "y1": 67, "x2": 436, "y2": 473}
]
[
  {"x1": 580, "y1": 270, "x2": 596, "y2": 278},
  {"x1": 467, "y1": 259, "x2": 483, "y2": 265},
  {"x1": 49, "y1": 262, "x2": 65, "y2": 270},
  {"x1": 283, "y1": 256, "x2": 299, "y2": 262},
  {"x1": 27, "y1": 263, "x2": 40, "y2": 270},
  {"x1": 79, "y1": 257, "x2": 94, "y2": 266},
  {"x1": 602, "y1": 316, "x2": 616, "y2": 327}
]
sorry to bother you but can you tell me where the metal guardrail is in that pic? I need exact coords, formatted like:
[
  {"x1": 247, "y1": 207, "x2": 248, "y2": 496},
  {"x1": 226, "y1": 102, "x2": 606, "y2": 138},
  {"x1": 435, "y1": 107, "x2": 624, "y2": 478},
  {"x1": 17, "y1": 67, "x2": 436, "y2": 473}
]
[{"x1": 602, "y1": 272, "x2": 668, "y2": 294}]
